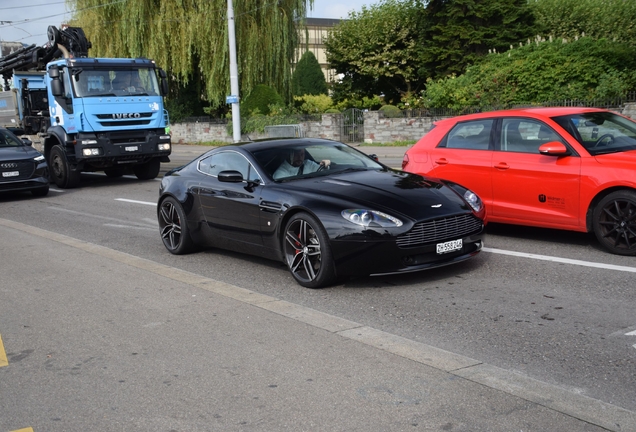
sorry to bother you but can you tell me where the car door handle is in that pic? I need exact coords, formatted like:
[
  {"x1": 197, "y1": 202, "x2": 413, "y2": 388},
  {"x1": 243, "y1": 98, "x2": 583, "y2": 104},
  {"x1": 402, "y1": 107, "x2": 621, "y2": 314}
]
[
  {"x1": 435, "y1": 158, "x2": 449, "y2": 165},
  {"x1": 494, "y1": 162, "x2": 510, "y2": 170}
]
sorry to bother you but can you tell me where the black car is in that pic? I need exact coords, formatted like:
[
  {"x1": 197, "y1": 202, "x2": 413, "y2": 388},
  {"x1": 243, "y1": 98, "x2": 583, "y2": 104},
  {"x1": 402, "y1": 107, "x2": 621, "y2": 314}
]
[
  {"x1": 0, "y1": 128, "x2": 49, "y2": 197},
  {"x1": 157, "y1": 138, "x2": 486, "y2": 288}
]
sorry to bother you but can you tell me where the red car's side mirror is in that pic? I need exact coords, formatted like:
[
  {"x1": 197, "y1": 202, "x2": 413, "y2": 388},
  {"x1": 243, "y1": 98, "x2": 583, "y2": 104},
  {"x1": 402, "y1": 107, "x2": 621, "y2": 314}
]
[{"x1": 539, "y1": 141, "x2": 569, "y2": 156}]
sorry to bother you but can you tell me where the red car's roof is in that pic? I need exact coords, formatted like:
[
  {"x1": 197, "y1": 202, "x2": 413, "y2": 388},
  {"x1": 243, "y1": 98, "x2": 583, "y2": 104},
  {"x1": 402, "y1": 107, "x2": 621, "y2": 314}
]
[{"x1": 434, "y1": 107, "x2": 608, "y2": 124}]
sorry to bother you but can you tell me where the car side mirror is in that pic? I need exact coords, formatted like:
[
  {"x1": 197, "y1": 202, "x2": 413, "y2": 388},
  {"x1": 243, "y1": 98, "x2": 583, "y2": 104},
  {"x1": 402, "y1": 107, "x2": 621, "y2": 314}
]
[
  {"x1": 368, "y1": 153, "x2": 379, "y2": 162},
  {"x1": 21, "y1": 138, "x2": 33, "y2": 146},
  {"x1": 539, "y1": 141, "x2": 569, "y2": 156},
  {"x1": 218, "y1": 170, "x2": 244, "y2": 183}
]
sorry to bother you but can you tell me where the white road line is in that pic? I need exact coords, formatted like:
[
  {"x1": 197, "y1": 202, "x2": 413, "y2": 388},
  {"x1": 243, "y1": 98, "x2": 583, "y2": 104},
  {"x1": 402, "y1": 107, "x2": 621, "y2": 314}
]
[
  {"x1": 115, "y1": 198, "x2": 155, "y2": 206},
  {"x1": 103, "y1": 224, "x2": 156, "y2": 231},
  {"x1": 626, "y1": 330, "x2": 636, "y2": 336},
  {"x1": 483, "y1": 247, "x2": 636, "y2": 273},
  {"x1": 49, "y1": 188, "x2": 65, "y2": 193}
]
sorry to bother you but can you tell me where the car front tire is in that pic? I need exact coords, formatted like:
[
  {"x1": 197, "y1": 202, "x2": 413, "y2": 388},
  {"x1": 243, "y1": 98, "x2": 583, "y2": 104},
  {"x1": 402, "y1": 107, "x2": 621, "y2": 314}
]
[
  {"x1": 158, "y1": 196, "x2": 195, "y2": 254},
  {"x1": 283, "y1": 212, "x2": 336, "y2": 288},
  {"x1": 592, "y1": 190, "x2": 636, "y2": 256}
]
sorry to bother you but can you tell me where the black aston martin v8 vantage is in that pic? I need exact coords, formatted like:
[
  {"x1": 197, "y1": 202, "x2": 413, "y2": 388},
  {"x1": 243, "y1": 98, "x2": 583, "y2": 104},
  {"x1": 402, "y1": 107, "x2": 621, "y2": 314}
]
[{"x1": 157, "y1": 138, "x2": 486, "y2": 288}]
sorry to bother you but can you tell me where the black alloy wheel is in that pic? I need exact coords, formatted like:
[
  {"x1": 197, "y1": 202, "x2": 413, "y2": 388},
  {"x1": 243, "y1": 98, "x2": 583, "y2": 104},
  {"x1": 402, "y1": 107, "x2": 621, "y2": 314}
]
[
  {"x1": 283, "y1": 212, "x2": 335, "y2": 288},
  {"x1": 592, "y1": 190, "x2": 636, "y2": 256},
  {"x1": 158, "y1": 196, "x2": 194, "y2": 254}
]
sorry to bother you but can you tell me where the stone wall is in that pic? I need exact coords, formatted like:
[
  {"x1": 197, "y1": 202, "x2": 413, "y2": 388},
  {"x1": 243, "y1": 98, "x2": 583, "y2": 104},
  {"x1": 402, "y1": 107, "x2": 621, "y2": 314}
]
[{"x1": 140, "y1": 102, "x2": 636, "y2": 145}]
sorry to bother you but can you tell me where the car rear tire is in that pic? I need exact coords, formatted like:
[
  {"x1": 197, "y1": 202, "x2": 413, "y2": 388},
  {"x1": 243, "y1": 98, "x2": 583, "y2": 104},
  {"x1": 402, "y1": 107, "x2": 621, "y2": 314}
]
[
  {"x1": 592, "y1": 190, "x2": 636, "y2": 256},
  {"x1": 133, "y1": 158, "x2": 160, "y2": 180},
  {"x1": 283, "y1": 212, "x2": 336, "y2": 288},
  {"x1": 49, "y1": 145, "x2": 80, "y2": 188},
  {"x1": 158, "y1": 196, "x2": 195, "y2": 254}
]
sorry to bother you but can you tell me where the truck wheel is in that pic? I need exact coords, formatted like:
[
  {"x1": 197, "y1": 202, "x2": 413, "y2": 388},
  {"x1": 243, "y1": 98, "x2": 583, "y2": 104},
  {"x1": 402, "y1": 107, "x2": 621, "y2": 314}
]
[
  {"x1": 133, "y1": 158, "x2": 161, "y2": 180},
  {"x1": 49, "y1": 145, "x2": 80, "y2": 188}
]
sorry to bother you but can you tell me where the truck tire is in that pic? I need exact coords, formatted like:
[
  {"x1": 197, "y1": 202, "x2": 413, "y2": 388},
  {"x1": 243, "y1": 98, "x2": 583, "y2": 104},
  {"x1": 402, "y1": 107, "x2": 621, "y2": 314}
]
[
  {"x1": 133, "y1": 158, "x2": 161, "y2": 180},
  {"x1": 49, "y1": 145, "x2": 81, "y2": 188}
]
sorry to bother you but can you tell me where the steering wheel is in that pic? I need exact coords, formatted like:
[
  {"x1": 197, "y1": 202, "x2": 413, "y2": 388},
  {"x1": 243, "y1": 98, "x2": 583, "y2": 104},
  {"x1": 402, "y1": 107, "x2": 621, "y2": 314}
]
[
  {"x1": 317, "y1": 163, "x2": 327, "y2": 172},
  {"x1": 592, "y1": 133, "x2": 615, "y2": 147}
]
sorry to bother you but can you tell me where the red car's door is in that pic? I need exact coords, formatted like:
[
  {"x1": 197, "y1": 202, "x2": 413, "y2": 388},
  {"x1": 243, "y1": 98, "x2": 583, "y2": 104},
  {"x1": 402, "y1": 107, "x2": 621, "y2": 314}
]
[
  {"x1": 427, "y1": 119, "x2": 495, "y2": 207},
  {"x1": 491, "y1": 118, "x2": 581, "y2": 228}
]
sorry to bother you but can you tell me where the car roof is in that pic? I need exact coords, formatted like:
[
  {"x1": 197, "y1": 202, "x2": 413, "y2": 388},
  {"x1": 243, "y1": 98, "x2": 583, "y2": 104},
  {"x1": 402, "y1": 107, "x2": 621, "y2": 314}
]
[
  {"x1": 226, "y1": 137, "x2": 342, "y2": 153},
  {"x1": 434, "y1": 107, "x2": 609, "y2": 124}
]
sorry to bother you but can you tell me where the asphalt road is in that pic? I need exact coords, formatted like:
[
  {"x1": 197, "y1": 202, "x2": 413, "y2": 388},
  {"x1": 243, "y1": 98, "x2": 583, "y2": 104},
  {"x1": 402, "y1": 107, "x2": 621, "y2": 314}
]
[{"x1": 1, "y1": 145, "x2": 635, "y2": 431}]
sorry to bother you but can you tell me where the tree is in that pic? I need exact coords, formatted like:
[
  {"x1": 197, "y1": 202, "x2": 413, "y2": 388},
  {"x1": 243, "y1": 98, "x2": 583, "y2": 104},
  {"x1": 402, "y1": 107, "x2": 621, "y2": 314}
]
[
  {"x1": 240, "y1": 84, "x2": 284, "y2": 116},
  {"x1": 67, "y1": 0, "x2": 312, "y2": 110},
  {"x1": 291, "y1": 51, "x2": 328, "y2": 96},
  {"x1": 324, "y1": 0, "x2": 427, "y2": 105},
  {"x1": 530, "y1": 0, "x2": 636, "y2": 47},
  {"x1": 422, "y1": 0, "x2": 537, "y2": 79},
  {"x1": 423, "y1": 37, "x2": 636, "y2": 109}
]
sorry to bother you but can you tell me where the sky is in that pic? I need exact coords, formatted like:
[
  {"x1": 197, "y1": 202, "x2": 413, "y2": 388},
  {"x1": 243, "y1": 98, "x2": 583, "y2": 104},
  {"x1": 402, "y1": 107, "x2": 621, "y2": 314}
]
[{"x1": 0, "y1": 0, "x2": 379, "y2": 47}]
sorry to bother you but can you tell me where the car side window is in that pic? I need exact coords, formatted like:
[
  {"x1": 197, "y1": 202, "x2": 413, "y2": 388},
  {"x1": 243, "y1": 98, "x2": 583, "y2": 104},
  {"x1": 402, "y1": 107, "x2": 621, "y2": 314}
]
[
  {"x1": 500, "y1": 118, "x2": 563, "y2": 153},
  {"x1": 443, "y1": 119, "x2": 493, "y2": 150},
  {"x1": 198, "y1": 152, "x2": 262, "y2": 183}
]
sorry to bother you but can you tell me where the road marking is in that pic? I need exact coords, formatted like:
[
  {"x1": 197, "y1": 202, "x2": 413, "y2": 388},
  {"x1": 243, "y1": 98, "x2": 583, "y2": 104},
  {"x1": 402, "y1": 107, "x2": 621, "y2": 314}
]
[
  {"x1": 49, "y1": 188, "x2": 65, "y2": 193},
  {"x1": 115, "y1": 198, "x2": 155, "y2": 206},
  {"x1": 483, "y1": 247, "x2": 636, "y2": 273},
  {"x1": 11, "y1": 428, "x2": 34, "y2": 432},
  {"x1": 1, "y1": 216, "x2": 634, "y2": 432},
  {"x1": 103, "y1": 223, "x2": 156, "y2": 231},
  {"x1": 0, "y1": 333, "x2": 8, "y2": 367}
]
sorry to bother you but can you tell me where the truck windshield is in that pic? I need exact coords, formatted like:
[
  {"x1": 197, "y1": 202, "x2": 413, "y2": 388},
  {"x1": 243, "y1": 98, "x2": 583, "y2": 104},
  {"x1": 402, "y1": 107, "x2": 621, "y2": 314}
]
[{"x1": 71, "y1": 67, "x2": 160, "y2": 98}]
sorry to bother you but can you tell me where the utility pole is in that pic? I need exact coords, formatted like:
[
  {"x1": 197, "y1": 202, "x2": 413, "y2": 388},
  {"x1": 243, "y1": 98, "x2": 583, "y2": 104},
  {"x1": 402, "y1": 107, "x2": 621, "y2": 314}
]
[{"x1": 227, "y1": 0, "x2": 241, "y2": 143}]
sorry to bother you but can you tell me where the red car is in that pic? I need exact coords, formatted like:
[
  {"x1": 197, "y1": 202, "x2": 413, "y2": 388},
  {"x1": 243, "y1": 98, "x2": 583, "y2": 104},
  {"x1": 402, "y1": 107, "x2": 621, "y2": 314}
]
[{"x1": 402, "y1": 107, "x2": 636, "y2": 255}]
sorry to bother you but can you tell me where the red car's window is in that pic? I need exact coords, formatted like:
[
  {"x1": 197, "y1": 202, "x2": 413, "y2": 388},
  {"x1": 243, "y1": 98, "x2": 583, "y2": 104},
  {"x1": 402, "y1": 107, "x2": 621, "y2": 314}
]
[
  {"x1": 500, "y1": 118, "x2": 564, "y2": 153},
  {"x1": 443, "y1": 119, "x2": 493, "y2": 150},
  {"x1": 552, "y1": 112, "x2": 636, "y2": 155}
]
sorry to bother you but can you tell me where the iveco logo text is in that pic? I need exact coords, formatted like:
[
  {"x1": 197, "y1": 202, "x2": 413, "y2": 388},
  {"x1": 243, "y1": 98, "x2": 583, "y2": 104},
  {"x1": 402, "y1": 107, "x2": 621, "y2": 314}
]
[
  {"x1": 112, "y1": 113, "x2": 141, "y2": 119},
  {"x1": 1, "y1": 163, "x2": 18, "y2": 169}
]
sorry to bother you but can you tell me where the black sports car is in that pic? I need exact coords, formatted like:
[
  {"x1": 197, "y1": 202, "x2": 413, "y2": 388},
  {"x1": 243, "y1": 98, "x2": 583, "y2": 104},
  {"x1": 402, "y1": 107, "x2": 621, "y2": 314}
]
[
  {"x1": 0, "y1": 128, "x2": 49, "y2": 197},
  {"x1": 157, "y1": 138, "x2": 486, "y2": 288}
]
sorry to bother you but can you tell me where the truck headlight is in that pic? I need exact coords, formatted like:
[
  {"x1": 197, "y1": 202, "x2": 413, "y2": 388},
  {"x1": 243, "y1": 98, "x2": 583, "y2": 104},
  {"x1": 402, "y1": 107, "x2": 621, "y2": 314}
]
[
  {"x1": 82, "y1": 148, "x2": 102, "y2": 156},
  {"x1": 158, "y1": 143, "x2": 171, "y2": 151}
]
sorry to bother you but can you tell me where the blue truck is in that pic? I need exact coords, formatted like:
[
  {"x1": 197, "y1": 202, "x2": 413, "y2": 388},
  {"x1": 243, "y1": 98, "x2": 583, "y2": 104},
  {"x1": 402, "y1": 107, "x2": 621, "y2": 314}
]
[{"x1": 0, "y1": 26, "x2": 171, "y2": 188}]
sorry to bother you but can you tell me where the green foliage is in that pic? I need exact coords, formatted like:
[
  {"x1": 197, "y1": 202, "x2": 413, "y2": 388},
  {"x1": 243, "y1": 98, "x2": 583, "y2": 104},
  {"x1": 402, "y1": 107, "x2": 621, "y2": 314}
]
[
  {"x1": 241, "y1": 84, "x2": 284, "y2": 117},
  {"x1": 294, "y1": 94, "x2": 333, "y2": 113},
  {"x1": 333, "y1": 95, "x2": 383, "y2": 111},
  {"x1": 68, "y1": 0, "x2": 312, "y2": 109},
  {"x1": 530, "y1": 0, "x2": 636, "y2": 46},
  {"x1": 291, "y1": 51, "x2": 328, "y2": 96},
  {"x1": 422, "y1": 0, "x2": 538, "y2": 79},
  {"x1": 379, "y1": 105, "x2": 402, "y2": 118},
  {"x1": 325, "y1": 0, "x2": 427, "y2": 104},
  {"x1": 423, "y1": 37, "x2": 636, "y2": 109}
]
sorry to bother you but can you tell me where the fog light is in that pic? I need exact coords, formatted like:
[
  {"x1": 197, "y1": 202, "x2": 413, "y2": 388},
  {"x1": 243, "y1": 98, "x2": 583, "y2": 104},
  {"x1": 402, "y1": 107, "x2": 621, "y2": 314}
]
[
  {"x1": 159, "y1": 135, "x2": 171, "y2": 140},
  {"x1": 158, "y1": 143, "x2": 171, "y2": 151},
  {"x1": 83, "y1": 148, "x2": 101, "y2": 156}
]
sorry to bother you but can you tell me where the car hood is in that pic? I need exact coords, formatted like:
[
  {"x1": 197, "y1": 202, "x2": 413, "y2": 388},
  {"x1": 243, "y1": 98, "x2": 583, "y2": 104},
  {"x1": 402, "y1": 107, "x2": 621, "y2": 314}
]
[
  {"x1": 0, "y1": 145, "x2": 40, "y2": 162},
  {"x1": 594, "y1": 149, "x2": 636, "y2": 165},
  {"x1": 283, "y1": 169, "x2": 473, "y2": 220}
]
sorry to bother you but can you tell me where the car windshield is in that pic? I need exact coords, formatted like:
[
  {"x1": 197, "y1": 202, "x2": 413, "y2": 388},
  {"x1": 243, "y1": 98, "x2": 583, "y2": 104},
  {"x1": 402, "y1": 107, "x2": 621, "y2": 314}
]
[
  {"x1": 71, "y1": 67, "x2": 161, "y2": 97},
  {"x1": 551, "y1": 112, "x2": 636, "y2": 155},
  {"x1": 251, "y1": 142, "x2": 385, "y2": 181},
  {"x1": 0, "y1": 129, "x2": 24, "y2": 147}
]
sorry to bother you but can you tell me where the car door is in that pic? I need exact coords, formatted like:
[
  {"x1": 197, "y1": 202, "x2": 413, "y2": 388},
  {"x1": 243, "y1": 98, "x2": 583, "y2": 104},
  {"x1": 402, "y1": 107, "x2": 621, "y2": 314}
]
[
  {"x1": 427, "y1": 118, "x2": 495, "y2": 207},
  {"x1": 491, "y1": 118, "x2": 581, "y2": 227},
  {"x1": 197, "y1": 150, "x2": 264, "y2": 246}
]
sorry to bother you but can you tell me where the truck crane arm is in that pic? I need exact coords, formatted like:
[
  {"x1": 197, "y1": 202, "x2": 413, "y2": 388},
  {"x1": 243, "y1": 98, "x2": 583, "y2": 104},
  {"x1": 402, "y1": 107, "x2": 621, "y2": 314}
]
[{"x1": 0, "y1": 25, "x2": 91, "y2": 90}]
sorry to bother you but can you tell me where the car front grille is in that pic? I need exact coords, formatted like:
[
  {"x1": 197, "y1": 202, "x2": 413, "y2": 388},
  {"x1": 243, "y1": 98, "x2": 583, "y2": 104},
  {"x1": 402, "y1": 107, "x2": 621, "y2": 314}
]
[
  {"x1": 0, "y1": 160, "x2": 35, "y2": 181},
  {"x1": 396, "y1": 214, "x2": 483, "y2": 248}
]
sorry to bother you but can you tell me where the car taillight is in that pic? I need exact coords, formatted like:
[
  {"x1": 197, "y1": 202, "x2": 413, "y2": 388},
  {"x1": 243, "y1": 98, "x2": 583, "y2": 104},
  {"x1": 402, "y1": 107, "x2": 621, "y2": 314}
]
[{"x1": 402, "y1": 153, "x2": 409, "y2": 170}]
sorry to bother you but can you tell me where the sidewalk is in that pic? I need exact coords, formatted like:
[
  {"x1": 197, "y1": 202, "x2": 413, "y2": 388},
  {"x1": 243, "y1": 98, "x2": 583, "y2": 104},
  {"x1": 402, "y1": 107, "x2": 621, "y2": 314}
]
[{"x1": 1, "y1": 218, "x2": 633, "y2": 431}]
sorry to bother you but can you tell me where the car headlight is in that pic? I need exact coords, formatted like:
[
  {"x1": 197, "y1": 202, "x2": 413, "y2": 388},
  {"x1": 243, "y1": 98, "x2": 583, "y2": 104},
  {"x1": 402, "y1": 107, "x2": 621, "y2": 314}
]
[
  {"x1": 446, "y1": 182, "x2": 483, "y2": 212},
  {"x1": 342, "y1": 209, "x2": 403, "y2": 228},
  {"x1": 33, "y1": 155, "x2": 45, "y2": 162}
]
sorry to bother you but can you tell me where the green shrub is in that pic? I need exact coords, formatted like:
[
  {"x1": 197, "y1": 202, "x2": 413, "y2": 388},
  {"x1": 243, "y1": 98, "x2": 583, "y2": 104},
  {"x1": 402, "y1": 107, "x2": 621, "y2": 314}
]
[
  {"x1": 241, "y1": 85, "x2": 284, "y2": 117},
  {"x1": 379, "y1": 105, "x2": 402, "y2": 118}
]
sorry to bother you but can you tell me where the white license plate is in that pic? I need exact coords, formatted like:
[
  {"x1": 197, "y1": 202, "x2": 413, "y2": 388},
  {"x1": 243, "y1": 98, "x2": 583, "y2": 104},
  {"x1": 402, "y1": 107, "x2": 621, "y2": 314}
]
[
  {"x1": 436, "y1": 239, "x2": 462, "y2": 254},
  {"x1": 125, "y1": 146, "x2": 139, "y2": 152},
  {"x1": 2, "y1": 171, "x2": 19, "y2": 178}
]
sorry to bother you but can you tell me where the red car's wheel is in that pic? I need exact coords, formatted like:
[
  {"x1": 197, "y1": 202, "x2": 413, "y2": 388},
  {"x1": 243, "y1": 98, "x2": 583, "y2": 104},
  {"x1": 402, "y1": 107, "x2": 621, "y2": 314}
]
[{"x1": 592, "y1": 190, "x2": 636, "y2": 256}]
